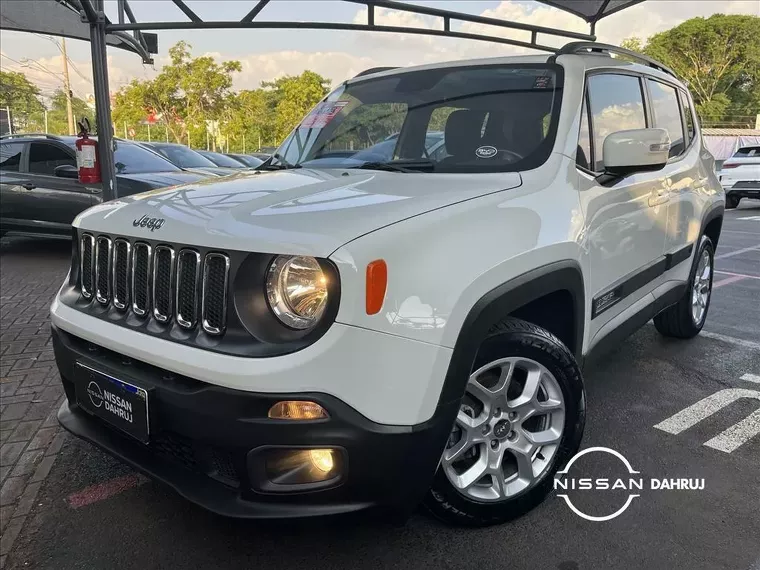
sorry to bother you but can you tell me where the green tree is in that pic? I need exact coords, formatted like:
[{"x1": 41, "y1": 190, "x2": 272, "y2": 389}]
[
  {"x1": 622, "y1": 14, "x2": 760, "y2": 127},
  {"x1": 0, "y1": 70, "x2": 45, "y2": 131},
  {"x1": 45, "y1": 89, "x2": 93, "y2": 135},
  {"x1": 112, "y1": 41, "x2": 242, "y2": 146},
  {"x1": 263, "y1": 71, "x2": 331, "y2": 143}
]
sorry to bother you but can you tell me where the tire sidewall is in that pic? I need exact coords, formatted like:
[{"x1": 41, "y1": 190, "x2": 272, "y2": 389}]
[
  {"x1": 427, "y1": 327, "x2": 585, "y2": 526},
  {"x1": 690, "y1": 235, "x2": 715, "y2": 330}
]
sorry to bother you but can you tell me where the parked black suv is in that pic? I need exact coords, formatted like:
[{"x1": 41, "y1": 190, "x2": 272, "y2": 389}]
[{"x1": 0, "y1": 134, "x2": 207, "y2": 238}]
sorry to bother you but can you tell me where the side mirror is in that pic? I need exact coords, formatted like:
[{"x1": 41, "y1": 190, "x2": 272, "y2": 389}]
[
  {"x1": 602, "y1": 128, "x2": 670, "y2": 180},
  {"x1": 54, "y1": 164, "x2": 79, "y2": 179}
]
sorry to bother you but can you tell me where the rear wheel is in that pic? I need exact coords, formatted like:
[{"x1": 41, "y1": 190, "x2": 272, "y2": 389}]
[
  {"x1": 725, "y1": 195, "x2": 740, "y2": 209},
  {"x1": 425, "y1": 318, "x2": 585, "y2": 526},
  {"x1": 654, "y1": 235, "x2": 714, "y2": 339}
]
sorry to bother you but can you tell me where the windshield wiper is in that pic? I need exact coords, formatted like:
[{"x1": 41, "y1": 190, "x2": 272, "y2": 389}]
[
  {"x1": 256, "y1": 153, "x2": 302, "y2": 171},
  {"x1": 352, "y1": 159, "x2": 435, "y2": 173}
]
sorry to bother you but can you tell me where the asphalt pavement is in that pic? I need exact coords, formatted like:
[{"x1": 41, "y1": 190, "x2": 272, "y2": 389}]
[{"x1": 3, "y1": 200, "x2": 760, "y2": 570}]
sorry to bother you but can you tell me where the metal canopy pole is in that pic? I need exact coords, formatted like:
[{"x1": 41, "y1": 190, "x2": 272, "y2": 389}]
[{"x1": 83, "y1": 0, "x2": 117, "y2": 201}]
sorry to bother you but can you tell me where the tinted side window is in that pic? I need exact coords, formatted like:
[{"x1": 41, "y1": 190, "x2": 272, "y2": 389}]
[
  {"x1": 29, "y1": 142, "x2": 75, "y2": 175},
  {"x1": 647, "y1": 80, "x2": 685, "y2": 158},
  {"x1": 679, "y1": 90, "x2": 696, "y2": 145},
  {"x1": 0, "y1": 142, "x2": 24, "y2": 172},
  {"x1": 587, "y1": 74, "x2": 647, "y2": 172},
  {"x1": 576, "y1": 95, "x2": 591, "y2": 170}
]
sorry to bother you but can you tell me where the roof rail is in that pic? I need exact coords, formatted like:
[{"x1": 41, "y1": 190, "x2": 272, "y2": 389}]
[
  {"x1": 555, "y1": 42, "x2": 677, "y2": 78},
  {"x1": 353, "y1": 66, "x2": 398, "y2": 79},
  {"x1": 0, "y1": 133, "x2": 66, "y2": 141}
]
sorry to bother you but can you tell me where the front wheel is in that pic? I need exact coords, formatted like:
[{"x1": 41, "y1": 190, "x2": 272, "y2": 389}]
[
  {"x1": 654, "y1": 235, "x2": 714, "y2": 339},
  {"x1": 424, "y1": 318, "x2": 585, "y2": 526}
]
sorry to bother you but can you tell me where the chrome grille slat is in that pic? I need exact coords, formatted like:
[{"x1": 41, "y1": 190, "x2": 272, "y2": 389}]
[
  {"x1": 201, "y1": 253, "x2": 230, "y2": 335},
  {"x1": 152, "y1": 245, "x2": 175, "y2": 323},
  {"x1": 80, "y1": 234, "x2": 95, "y2": 299},
  {"x1": 176, "y1": 250, "x2": 201, "y2": 329},
  {"x1": 112, "y1": 239, "x2": 131, "y2": 311},
  {"x1": 132, "y1": 242, "x2": 152, "y2": 317},
  {"x1": 79, "y1": 234, "x2": 229, "y2": 336},
  {"x1": 95, "y1": 237, "x2": 112, "y2": 305}
]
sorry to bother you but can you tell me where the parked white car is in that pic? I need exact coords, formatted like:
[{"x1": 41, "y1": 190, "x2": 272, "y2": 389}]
[
  {"x1": 50, "y1": 43, "x2": 724, "y2": 527},
  {"x1": 718, "y1": 145, "x2": 760, "y2": 208}
]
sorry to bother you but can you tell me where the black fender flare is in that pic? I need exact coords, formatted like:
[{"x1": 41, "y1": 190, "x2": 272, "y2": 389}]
[
  {"x1": 700, "y1": 202, "x2": 724, "y2": 247},
  {"x1": 435, "y1": 260, "x2": 585, "y2": 413}
]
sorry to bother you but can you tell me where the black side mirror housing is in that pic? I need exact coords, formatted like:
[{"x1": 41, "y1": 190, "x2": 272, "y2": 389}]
[{"x1": 54, "y1": 164, "x2": 79, "y2": 179}]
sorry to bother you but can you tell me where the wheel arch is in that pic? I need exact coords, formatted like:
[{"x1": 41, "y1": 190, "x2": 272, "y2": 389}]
[
  {"x1": 701, "y1": 203, "x2": 724, "y2": 248},
  {"x1": 435, "y1": 260, "x2": 585, "y2": 413}
]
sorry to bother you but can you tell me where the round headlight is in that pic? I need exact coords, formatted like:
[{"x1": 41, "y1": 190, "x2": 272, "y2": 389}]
[{"x1": 266, "y1": 256, "x2": 328, "y2": 330}]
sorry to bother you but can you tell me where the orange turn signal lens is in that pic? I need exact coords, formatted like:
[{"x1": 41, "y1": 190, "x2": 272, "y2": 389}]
[
  {"x1": 268, "y1": 401, "x2": 328, "y2": 420},
  {"x1": 366, "y1": 259, "x2": 388, "y2": 315}
]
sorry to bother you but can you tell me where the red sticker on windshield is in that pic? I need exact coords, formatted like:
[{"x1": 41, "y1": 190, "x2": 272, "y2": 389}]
[
  {"x1": 300, "y1": 101, "x2": 349, "y2": 128},
  {"x1": 533, "y1": 76, "x2": 552, "y2": 89}
]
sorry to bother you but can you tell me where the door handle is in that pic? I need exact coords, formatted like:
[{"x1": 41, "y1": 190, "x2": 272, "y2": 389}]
[{"x1": 21, "y1": 183, "x2": 36, "y2": 191}]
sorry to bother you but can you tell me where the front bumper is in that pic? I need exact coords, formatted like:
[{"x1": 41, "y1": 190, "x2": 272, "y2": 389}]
[{"x1": 53, "y1": 326, "x2": 457, "y2": 519}]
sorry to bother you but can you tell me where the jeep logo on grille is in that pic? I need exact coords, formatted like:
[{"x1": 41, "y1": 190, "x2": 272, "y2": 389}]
[{"x1": 133, "y1": 215, "x2": 165, "y2": 231}]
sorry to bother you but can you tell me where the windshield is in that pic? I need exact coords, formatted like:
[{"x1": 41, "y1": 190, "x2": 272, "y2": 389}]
[
  {"x1": 113, "y1": 142, "x2": 181, "y2": 174},
  {"x1": 230, "y1": 154, "x2": 264, "y2": 167},
  {"x1": 274, "y1": 65, "x2": 562, "y2": 173},
  {"x1": 152, "y1": 144, "x2": 217, "y2": 168},
  {"x1": 200, "y1": 151, "x2": 246, "y2": 168}
]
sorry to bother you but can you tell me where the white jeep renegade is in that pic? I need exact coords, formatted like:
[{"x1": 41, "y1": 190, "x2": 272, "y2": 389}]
[{"x1": 51, "y1": 43, "x2": 724, "y2": 526}]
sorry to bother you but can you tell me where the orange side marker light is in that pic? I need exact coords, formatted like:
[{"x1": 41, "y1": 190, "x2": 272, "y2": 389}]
[{"x1": 366, "y1": 260, "x2": 387, "y2": 315}]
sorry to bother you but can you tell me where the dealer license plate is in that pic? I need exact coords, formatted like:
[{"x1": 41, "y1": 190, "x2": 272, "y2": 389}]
[{"x1": 75, "y1": 362, "x2": 150, "y2": 444}]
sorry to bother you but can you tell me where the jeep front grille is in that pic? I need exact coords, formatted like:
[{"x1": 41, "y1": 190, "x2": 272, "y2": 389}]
[
  {"x1": 202, "y1": 253, "x2": 229, "y2": 335},
  {"x1": 112, "y1": 239, "x2": 130, "y2": 310},
  {"x1": 152, "y1": 245, "x2": 175, "y2": 323},
  {"x1": 95, "y1": 237, "x2": 112, "y2": 305},
  {"x1": 132, "y1": 242, "x2": 151, "y2": 317},
  {"x1": 79, "y1": 234, "x2": 229, "y2": 335},
  {"x1": 80, "y1": 234, "x2": 95, "y2": 299}
]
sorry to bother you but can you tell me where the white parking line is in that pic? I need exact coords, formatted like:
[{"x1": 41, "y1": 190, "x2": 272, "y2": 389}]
[
  {"x1": 712, "y1": 275, "x2": 747, "y2": 288},
  {"x1": 704, "y1": 409, "x2": 760, "y2": 453},
  {"x1": 699, "y1": 330, "x2": 760, "y2": 351},
  {"x1": 654, "y1": 388, "x2": 760, "y2": 453},
  {"x1": 715, "y1": 270, "x2": 760, "y2": 280},
  {"x1": 715, "y1": 244, "x2": 760, "y2": 259},
  {"x1": 741, "y1": 373, "x2": 760, "y2": 384}
]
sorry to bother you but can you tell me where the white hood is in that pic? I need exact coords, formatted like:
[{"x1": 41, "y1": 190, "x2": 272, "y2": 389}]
[{"x1": 74, "y1": 168, "x2": 522, "y2": 256}]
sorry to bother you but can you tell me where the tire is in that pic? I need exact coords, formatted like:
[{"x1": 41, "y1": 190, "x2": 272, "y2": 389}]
[
  {"x1": 424, "y1": 317, "x2": 585, "y2": 527},
  {"x1": 654, "y1": 235, "x2": 714, "y2": 339},
  {"x1": 725, "y1": 195, "x2": 739, "y2": 209}
]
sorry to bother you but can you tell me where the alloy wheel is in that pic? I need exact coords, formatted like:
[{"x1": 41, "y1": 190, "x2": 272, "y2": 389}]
[
  {"x1": 442, "y1": 357, "x2": 565, "y2": 502},
  {"x1": 691, "y1": 248, "x2": 712, "y2": 326}
]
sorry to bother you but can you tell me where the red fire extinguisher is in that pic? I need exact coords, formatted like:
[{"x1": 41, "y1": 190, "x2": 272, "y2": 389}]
[{"x1": 76, "y1": 118, "x2": 100, "y2": 184}]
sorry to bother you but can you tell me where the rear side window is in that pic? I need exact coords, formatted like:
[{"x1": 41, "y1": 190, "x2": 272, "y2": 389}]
[
  {"x1": 647, "y1": 79, "x2": 685, "y2": 158},
  {"x1": 0, "y1": 142, "x2": 23, "y2": 172},
  {"x1": 587, "y1": 74, "x2": 647, "y2": 172},
  {"x1": 679, "y1": 90, "x2": 696, "y2": 145},
  {"x1": 29, "y1": 142, "x2": 75, "y2": 175},
  {"x1": 734, "y1": 146, "x2": 760, "y2": 157}
]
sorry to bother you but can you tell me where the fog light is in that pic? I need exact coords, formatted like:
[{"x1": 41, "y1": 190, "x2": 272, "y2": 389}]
[
  {"x1": 268, "y1": 401, "x2": 328, "y2": 420},
  {"x1": 309, "y1": 448, "x2": 334, "y2": 473},
  {"x1": 264, "y1": 448, "x2": 343, "y2": 486}
]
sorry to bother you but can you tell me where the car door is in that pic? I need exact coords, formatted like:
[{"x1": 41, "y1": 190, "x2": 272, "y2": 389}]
[
  {"x1": 25, "y1": 140, "x2": 95, "y2": 232},
  {"x1": 0, "y1": 141, "x2": 30, "y2": 231},
  {"x1": 644, "y1": 79, "x2": 702, "y2": 283},
  {"x1": 577, "y1": 73, "x2": 669, "y2": 343}
]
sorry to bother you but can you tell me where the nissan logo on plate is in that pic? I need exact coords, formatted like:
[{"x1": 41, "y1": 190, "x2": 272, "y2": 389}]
[{"x1": 87, "y1": 380, "x2": 104, "y2": 408}]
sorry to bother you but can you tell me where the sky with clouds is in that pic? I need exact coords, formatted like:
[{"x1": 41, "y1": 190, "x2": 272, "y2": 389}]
[{"x1": 1, "y1": 0, "x2": 758, "y2": 104}]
